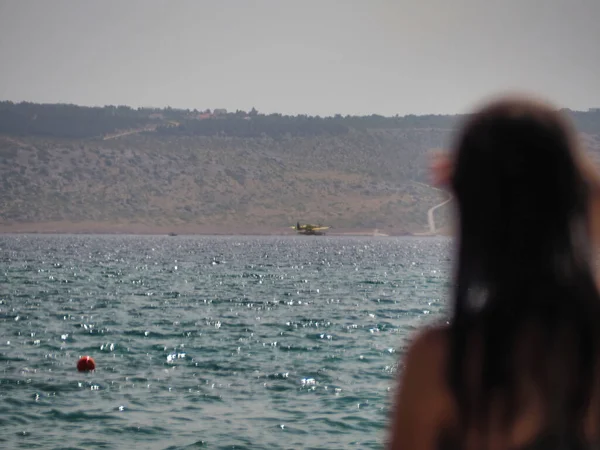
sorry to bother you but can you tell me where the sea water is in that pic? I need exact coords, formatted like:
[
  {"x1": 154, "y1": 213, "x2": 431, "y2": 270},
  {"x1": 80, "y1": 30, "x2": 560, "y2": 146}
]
[{"x1": 0, "y1": 235, "x2": 452, "y2": 449}]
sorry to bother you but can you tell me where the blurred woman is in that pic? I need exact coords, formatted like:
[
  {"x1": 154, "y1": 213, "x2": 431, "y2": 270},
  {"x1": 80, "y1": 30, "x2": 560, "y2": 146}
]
[{"x1": 389, "y1": 96, "x2": 600, "y2": 450}]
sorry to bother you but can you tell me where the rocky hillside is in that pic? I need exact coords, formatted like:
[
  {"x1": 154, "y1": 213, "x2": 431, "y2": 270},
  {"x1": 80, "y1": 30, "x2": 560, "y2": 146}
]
[{"x1": 0, "y1": 102, "x2": 598, "y2": 234}]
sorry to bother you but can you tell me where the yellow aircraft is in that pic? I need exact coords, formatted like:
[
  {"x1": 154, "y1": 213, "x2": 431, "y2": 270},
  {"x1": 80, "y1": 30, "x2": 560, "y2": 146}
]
[{"x1": 291, "y1": 222, "x2": 330, "y2": 235}]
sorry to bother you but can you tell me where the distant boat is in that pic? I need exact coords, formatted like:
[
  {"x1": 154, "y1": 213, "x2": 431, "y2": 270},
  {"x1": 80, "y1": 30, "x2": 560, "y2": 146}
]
[{"x1": 168, "y1": 232, "x2": 177, "y2": 236}]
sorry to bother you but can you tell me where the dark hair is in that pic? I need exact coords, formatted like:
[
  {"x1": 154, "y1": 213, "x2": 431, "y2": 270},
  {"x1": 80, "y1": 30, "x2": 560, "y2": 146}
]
[{"x1": 448, "y1": 97, "x2": 600, "y2": 446}]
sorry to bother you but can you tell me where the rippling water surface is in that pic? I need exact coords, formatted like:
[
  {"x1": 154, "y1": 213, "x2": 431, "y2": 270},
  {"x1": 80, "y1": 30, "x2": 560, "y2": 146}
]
[{"x1": 0, "y1": 235, "x2": 451, "y2": 449}]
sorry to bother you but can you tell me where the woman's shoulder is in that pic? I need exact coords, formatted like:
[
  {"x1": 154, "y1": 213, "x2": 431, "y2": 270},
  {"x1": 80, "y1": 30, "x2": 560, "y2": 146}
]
[
  {"x1": 398, "y1": 325, "x2": 453, "y2": 403},
  {"x1": 388, "y1": 324, "x2": 456, "y2": 449},
  {"x1": 403, "y1": 325, "x2": 450, "y2": 371}
]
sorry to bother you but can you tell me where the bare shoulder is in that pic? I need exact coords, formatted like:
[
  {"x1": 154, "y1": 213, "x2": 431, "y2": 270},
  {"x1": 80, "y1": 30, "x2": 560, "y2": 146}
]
[
  {"x1": 388, "y1": 325, "x2": 453, "y2": 450},
  {"x1": 398, "y1": 326, "x2": 454, "y2": 418},
  {"x1": 403, "y1": 325, "x2": 450, "y2": 376},
  {"x1": 396, "y1": 325, "x2": 453, "y2": 411}
]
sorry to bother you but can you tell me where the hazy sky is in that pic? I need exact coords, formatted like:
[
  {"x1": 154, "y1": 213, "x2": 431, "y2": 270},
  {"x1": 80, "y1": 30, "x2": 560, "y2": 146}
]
[{"x1": 0, "y1": 0, "x2": 599, "y2": 116}]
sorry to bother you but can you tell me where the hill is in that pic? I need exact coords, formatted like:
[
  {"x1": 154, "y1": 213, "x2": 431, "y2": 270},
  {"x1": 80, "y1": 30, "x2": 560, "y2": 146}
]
[{"x1": 0, "y1": 102, "x2": 599, "y2": 234}]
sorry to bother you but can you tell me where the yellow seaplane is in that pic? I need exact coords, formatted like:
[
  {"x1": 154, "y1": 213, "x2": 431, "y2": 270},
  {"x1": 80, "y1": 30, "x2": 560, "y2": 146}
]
[{"x1": 291, "y1": 222, "x2": 330, "y2": 235}]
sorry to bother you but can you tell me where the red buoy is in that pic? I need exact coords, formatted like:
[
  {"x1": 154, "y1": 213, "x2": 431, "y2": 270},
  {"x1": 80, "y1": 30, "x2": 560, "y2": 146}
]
[{"x1": 77, "y1": 356, "x2": 96, "y2": 372}]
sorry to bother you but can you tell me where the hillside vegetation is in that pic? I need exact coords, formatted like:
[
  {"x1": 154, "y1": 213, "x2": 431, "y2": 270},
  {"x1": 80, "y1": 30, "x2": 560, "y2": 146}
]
[{"x1": 1, "y1": 101, "x2": 599, "y2": 234}]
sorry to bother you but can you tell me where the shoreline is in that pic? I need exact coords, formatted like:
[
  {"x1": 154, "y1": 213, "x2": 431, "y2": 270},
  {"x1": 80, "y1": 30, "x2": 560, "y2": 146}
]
[
  {"x1": 0, "y1": 222, "x2": 447, "y2": 237},
  {"x1": 0, "y1": 232, "x2": 448, "y2": 237}
]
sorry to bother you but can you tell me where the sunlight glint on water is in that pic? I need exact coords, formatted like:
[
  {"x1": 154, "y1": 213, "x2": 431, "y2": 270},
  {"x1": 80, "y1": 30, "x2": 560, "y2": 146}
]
[{"x1": 0, "y1": 235, "x2": 451, "y2": 449}]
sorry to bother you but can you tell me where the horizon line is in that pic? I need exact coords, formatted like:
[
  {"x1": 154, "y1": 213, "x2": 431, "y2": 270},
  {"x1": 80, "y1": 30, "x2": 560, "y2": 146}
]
[{"x1": 2, "y1": 98, "x2": 599, "y2": 118}]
